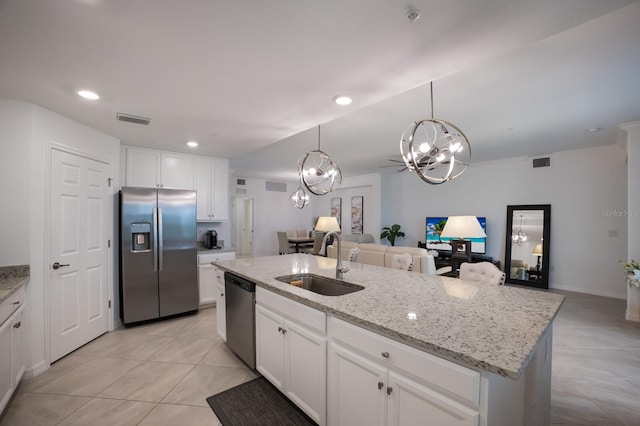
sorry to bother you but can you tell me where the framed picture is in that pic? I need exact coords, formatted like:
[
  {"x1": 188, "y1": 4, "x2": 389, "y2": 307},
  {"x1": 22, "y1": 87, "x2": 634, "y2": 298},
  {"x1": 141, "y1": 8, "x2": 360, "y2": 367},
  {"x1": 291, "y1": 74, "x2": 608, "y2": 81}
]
[
  {"x1": 351, "y1": 196, "x2": 363, "y2": 234},
  {"x1": 331, "y1": 198, "x2": 342, "y2": 228}
]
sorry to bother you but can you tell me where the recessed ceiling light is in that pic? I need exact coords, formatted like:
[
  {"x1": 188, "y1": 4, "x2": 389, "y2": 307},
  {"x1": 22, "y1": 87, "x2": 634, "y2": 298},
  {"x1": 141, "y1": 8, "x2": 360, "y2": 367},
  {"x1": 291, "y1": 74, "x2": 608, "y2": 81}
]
[
  {"x1": 586, "y1": 127, "x2": 602, "y2": 133},
  {"x1": 333, "y1": 95, "x2": 352, "y2": 106},
  {"x1": 187, "y1": 141, "x2": 198, "y2": 148},
  {"x1": 78, "y1": 90, "x2": 99, "y2": 100}
]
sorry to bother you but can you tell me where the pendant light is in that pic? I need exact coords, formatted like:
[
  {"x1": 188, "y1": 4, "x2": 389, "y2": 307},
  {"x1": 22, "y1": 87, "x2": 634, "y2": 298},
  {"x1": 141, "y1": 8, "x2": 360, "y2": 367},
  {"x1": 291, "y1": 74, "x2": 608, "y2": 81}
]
[
  {"x1": 400, "y1": 82, "x2": 470, "y2": 184},
  {"x1": 299, "y1": 125, "x2": 342, "y2": 195},
  {"x1": 512, "y1": 215, "x2": 528, "y2": 246},
  {"x1": 289, "y1": 172, "x2": 310, "y2": 209}
]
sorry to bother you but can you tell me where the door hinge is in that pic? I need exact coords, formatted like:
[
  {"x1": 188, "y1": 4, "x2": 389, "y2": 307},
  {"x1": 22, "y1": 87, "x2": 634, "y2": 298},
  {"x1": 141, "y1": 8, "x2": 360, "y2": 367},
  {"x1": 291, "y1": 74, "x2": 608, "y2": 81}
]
[
  {"x1": 107, "y1": 177, "x2": 114, "y2": 187},
  {"x1": 108, "y1": 300, "x2": 111, "y2": 309},
  {"x1": 108, "y1": 239, "x2": 111, "y2": 248}
]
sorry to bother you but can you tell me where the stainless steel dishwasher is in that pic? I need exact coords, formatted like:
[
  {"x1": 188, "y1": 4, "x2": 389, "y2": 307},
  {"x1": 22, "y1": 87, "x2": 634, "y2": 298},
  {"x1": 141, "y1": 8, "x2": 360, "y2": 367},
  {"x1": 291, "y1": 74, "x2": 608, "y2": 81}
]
[{"x1": 224, "y1": 272, "x2": 256, "y2": 369}]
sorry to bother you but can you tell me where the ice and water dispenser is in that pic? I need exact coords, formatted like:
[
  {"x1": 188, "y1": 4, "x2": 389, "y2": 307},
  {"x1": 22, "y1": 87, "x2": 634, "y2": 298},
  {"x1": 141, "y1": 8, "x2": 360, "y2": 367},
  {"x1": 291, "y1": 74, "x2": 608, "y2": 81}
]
[{"x1": 131, "y1": 223, "x2": 151, "y2": 252}]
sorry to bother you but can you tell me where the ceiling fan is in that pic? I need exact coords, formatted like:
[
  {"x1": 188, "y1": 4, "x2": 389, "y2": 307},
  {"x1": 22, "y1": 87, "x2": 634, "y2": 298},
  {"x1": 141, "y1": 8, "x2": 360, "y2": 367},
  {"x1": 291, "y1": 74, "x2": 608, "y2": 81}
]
[{"x1": 381, "y1": 157, "x2": 468, "y2": 173}]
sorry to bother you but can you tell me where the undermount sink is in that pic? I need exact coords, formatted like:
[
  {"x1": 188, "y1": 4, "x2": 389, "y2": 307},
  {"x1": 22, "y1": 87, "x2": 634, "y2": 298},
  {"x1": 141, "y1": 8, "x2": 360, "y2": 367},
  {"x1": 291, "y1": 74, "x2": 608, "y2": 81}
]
[{"x1": 275, "y1": 273, "x2": 364, "y2": 296}]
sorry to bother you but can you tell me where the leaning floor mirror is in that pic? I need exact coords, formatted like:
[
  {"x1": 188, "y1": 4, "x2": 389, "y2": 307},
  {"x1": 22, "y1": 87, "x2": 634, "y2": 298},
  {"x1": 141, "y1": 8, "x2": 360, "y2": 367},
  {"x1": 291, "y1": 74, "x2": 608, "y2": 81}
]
[{"x1": 504, "y1": 205, "x2": 551, "y2": 289}]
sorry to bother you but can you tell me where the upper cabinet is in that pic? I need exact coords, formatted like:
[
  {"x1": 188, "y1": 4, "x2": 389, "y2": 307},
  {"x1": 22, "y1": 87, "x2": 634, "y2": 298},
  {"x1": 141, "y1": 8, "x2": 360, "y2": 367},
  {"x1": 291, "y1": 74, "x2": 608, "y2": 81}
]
[
  {"x1": 125, "y1": 147, "x2": 193, "y2": 189},
  {"x1": 194, "y1": 156, "x2": 229, "y2": 221}
]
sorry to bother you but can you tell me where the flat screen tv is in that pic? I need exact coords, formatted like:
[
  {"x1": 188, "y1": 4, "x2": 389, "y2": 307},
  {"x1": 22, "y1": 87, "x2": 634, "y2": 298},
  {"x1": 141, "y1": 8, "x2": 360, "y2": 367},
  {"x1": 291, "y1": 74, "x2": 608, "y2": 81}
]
[{"x1": 425, "y1": 217, "x2": 486, "y2": 254}]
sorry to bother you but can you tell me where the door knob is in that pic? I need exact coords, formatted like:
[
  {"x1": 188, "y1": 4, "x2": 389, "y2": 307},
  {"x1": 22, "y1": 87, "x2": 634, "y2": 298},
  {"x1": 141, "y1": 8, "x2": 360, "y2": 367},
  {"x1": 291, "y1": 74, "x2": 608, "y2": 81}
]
[
  {"x1": 378, "y1": 381, "x2": 384, "y2": 390},
  {"x1": 52, "y1": 262, "x2": 70, "y2": 270},
  {"x1": 387, "y1": 386, "x2": 393, "y2": 395},
  {"x1": 381, "y1": 351, "x2": 390, "y2": 358}
]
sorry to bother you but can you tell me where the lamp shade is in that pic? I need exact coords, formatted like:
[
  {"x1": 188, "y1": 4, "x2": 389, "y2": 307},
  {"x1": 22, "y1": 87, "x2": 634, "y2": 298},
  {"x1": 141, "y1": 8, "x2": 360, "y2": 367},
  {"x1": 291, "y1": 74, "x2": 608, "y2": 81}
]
[
  {"x1": 315, "y1": 216, "x2": 341, "y2": 233},
  {"x1": 440, "y1": 216, "x2": 486, "y2": 239},
  {"x1": 532, "y1": 243, "x2": 543, "y2": 256}
]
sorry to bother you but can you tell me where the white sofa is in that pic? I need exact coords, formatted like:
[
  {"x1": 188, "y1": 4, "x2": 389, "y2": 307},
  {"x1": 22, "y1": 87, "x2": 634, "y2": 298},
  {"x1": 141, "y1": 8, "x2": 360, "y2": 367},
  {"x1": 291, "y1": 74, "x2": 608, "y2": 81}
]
[{"x1": 327, "y1": 242, "x2": 437, "y2": 275}]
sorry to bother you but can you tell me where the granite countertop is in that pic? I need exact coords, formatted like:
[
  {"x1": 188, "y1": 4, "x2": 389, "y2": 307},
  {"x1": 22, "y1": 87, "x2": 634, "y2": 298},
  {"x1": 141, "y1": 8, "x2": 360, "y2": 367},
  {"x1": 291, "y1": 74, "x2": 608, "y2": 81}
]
[
  {"x1": 0, "y1": 265, "x2": 30, "y2": 304},
  {"x1": 214, "y1": 254, "x2": 565, "y2": 380}
]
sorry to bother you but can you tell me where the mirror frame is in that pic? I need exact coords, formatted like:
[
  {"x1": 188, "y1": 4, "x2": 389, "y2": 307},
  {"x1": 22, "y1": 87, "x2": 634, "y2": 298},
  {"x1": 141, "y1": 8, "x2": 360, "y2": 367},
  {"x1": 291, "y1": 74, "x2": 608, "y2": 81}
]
[{"x1": 504, "y1": 204, "x2": 551, "y2": 289}]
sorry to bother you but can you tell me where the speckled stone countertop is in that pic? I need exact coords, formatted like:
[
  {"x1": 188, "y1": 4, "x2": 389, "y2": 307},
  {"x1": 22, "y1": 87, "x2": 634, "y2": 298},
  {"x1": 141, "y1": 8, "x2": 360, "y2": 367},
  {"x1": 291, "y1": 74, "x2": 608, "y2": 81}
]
[
  {"x1": 0, "y1": 265, "x2": 29, "y2": 304},
  {"x1": 214, "y1": 254, "x2": 564, "y2": 380}
]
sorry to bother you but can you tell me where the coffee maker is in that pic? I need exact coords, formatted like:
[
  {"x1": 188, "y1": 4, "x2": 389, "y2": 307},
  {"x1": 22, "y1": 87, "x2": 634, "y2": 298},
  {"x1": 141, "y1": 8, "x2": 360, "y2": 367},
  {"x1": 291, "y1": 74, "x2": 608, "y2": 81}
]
[{"x1": 204, "y1": 229, "x2": 218, "y2": 249}]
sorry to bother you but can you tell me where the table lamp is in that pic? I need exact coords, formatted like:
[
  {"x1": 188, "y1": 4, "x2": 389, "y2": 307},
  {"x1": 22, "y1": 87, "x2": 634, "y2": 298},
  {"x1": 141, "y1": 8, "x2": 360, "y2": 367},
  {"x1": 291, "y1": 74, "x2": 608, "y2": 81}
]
[
  {"x1": 440, "y1": 216, "x2": 486, "y2": 262},
  {"x1": 532, "y1": 243, "x2": 543, "y2": 271},
  {"x1": 314, "y1": 216, "x2": 341, "y2": 256}
]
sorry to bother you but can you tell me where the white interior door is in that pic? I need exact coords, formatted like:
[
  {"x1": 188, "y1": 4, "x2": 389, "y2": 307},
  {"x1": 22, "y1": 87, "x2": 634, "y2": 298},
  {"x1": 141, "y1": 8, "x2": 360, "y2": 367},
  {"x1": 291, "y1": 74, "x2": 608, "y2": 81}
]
[
  {"x1": 233, "y1": 197, "x2": 253, "y2": 257},
  {"x1": 50, "y1": 149, "x2": 110, "y2": 362}
]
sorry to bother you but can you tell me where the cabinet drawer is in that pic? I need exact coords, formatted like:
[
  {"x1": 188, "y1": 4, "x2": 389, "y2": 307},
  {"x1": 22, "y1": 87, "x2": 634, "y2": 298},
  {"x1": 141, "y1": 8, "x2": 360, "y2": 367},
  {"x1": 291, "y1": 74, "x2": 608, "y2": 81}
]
[
  {"x1": 197, "y1": 251, "x2": 236, "y2": 265},
  {"x1": 328, "y1": 316, "x2": 480, "y2": 407},
  {"x1": 256, "y1": 287, "x2": 326, "y2": 335},
  {"x1": 0, "y1": 286, "x2": 25, "y2": 326}
]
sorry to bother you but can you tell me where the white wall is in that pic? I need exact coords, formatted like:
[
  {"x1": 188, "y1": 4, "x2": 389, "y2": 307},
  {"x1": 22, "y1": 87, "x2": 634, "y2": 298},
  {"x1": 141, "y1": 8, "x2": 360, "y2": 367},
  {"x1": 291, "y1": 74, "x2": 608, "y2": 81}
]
[
  {"x1": 0, "y1": 98, "x2": 122, "y2": 377},
  {"x1": 622, "y1": 121, "x2": 640, "y2": 320},
  {"x1": 381, "y1": 144, "x2": 628, "y2": 299},
  {"x1": 229, "y1": 177, "x2": 313, "y2": 256},
  {"x1": 0, "y1": 99, "x2": 34, "y2": 266},
  {"x1": 310, "y1": 173, "x2": 382, "y2": 241}
]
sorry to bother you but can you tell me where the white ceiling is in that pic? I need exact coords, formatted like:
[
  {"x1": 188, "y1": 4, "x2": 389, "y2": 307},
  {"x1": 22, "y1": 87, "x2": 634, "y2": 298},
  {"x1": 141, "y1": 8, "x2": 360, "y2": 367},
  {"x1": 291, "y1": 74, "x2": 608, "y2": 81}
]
[{"x1": 1, "y1": 0, "x2": 639, "y2": 181}]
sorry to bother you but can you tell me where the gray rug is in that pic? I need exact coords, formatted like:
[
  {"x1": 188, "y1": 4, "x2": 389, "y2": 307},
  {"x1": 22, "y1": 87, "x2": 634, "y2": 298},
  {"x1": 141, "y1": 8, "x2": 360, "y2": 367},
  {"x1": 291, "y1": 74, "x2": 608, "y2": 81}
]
[{"x1": 206, "y1": 377, "x2": 317, "y2": 426}]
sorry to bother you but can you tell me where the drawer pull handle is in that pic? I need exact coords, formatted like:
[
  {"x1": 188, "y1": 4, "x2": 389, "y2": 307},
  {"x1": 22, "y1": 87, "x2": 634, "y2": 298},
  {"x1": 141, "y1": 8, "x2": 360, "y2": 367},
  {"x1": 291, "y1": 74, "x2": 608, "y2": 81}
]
[
  {"x1": 13, "y1": 301, "x2": 20, "y2": 305},
  {"x1": 381, "y1": 351, "x2": 389, "y2": 358},
  {"x1": 278, "y1": 327, "x2": 284, "y2": 333},
  {"x1": 13, "y1": 321, "x2": 21, "y2": 329},
  {"x1": 378, "y1": 381, "x2": 383, "y2": 390},
  {"x1": 387, "y1": 386, "x2": 393, "y2": 395},
  {"x1": 282, "y1": 329, "x2": 287, "y2": 334}
]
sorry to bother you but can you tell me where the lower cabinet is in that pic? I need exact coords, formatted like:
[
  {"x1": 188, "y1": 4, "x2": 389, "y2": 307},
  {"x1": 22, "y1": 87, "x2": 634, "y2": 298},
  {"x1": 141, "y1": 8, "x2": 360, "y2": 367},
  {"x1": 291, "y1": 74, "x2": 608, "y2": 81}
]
[
  {"x1": 197, "y1": 251, "x2": 236, "y2": 308},
  {"x1": 328, "y1": 317, "x2": 479, "y2": 426},
  {"x1": 0, "y1": 303, "x2": 25, "y2": 414},
  {"x1": 215, "y1": 277, "x2": 226, "y2": 341},
  {"x1": 255, "y1": 291, "x2": 327, "y2": 425}
]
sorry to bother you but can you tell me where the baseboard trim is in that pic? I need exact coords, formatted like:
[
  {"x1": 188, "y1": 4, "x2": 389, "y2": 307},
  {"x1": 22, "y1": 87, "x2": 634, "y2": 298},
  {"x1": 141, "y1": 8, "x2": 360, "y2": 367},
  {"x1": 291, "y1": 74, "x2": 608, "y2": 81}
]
[
  {"x1": 24, "y1": 360, "x2": 48, "y2": 379},
  {"x1": 625, "y1": 310, "x2": 640, "y2": 322},
  {"x1": 550, "y1": 284, "x2": 626, "y2": 300}
]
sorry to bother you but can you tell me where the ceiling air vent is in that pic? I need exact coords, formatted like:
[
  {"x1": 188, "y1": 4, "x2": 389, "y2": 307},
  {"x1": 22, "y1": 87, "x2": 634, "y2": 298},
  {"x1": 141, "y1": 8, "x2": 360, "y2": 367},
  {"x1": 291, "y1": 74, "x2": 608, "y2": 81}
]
[
  {"x1": 265, "y1": 181, "x2": 287, "y2": 192},
  {"x1": 236, "y1": 178, "x2": 246, "y2": 186},
  {"x1": 532, "y1": 157, "x2": 551, "y2": 168},
  {"x1": 116, "y1": 112, "x2": 151, "y2": 126}
]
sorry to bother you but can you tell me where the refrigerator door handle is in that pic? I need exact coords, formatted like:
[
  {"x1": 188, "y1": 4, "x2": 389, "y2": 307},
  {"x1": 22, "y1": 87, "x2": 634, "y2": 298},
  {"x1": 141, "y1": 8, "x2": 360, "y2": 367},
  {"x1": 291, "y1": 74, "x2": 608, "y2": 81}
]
[
  {"x1": 158, "y1": 207, "x2": 164, "y2": 271},
  {"x1": 153, "y1": 207, "x2": 159, "y2": 272}
]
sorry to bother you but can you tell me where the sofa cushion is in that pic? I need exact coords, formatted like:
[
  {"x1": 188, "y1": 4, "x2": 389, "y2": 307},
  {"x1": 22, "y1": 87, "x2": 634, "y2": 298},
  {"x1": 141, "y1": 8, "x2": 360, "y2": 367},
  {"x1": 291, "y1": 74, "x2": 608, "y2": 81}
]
[
  {"x1": 460, "y1": 262, "x2": 505, "y2": 285},
  {"x1": 390, "y1": 253, "x2": 414, "y2": 271},
  {"x1": 385, "y1": 246, "x2": 435, "y2": 274}
]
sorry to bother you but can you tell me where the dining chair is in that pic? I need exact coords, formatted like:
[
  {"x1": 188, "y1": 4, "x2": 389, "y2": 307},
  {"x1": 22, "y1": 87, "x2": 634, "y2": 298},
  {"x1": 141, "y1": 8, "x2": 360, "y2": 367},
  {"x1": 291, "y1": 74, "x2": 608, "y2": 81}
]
[{"x1": 277, "y1": 231, "x2": 294, "y2": 255}]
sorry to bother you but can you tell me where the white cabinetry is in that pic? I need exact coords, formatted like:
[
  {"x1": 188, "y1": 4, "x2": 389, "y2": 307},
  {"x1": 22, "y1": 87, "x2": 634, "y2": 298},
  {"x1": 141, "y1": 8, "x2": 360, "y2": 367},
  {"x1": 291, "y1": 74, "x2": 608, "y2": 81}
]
[
  {"x1": 194, "y1": 156, "x2": 229, "y2": 221},
  {"x1": 215, "y1": 270, "x2": 226, "y2": 341},
  {"x1": 197, "y1": 252, "x2": 235, "y2": 308},
  {"x1": 125, "y1": 147, "x2": 193, "y2": 189},
  {"x1": 0, "y1": 286, "x2": 26, "y2": 414},
  {"x1": 255, "y1": 288, "x2": 327, "y2": 425},
  {"x1": 328, "y1": 317, "x2": 479, "y2": 426}
]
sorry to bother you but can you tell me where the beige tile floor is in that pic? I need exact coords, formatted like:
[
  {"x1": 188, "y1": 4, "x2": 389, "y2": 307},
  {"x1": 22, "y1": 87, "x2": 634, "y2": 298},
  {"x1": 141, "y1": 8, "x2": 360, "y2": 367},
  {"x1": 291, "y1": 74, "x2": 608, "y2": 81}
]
[{"x1": 1, "y1": 290, "x2": 639, "y2": 425}]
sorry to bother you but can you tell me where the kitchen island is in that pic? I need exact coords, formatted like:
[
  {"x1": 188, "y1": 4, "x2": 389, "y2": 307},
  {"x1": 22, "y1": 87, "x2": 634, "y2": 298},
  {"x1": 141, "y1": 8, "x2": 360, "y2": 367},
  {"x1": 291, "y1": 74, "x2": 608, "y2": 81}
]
[{"x1": 214, "y1": 254, "x2": 564, "y2": 426}]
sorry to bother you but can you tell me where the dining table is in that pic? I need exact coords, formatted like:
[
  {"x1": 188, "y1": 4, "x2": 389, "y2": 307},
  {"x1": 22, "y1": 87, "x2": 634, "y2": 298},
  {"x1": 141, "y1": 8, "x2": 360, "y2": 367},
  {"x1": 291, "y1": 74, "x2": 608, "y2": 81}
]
[{"x1": 287, "y1": 237, "x2": 314, "y2": 253}]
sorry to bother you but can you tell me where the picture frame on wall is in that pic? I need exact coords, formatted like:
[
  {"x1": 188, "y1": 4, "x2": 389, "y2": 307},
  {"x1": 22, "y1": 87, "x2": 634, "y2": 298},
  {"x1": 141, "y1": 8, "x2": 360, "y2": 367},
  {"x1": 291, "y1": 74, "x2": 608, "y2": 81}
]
[
  {"x1": 351, "y1": 196, "x2": 363, "y2": 234},
  {"x1": 331, "y1": 198, "x2": 342, "y2": 228}
]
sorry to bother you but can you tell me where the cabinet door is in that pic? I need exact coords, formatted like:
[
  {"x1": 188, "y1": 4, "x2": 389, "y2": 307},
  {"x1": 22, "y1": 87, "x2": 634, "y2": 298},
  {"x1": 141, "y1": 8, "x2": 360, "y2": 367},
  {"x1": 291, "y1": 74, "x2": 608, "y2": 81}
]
[
  {"x1": 285, "y1": 321, "x2": 326, "y2": 425},
  {"x1": 328, "y1": 342, "x2": 386, "y2": 426},
  {"x1": 216, "y1": 283, "x2": 226, "y2": 341},
  {"x1": 387, "y1": 371, "x2": 478, "y2": 426},
  {"x1": 0, "y1": 317, "x2": 13, "y2": 413},
  {"x1": 194, "y1": 156, "x2": 213, "y2": 220},
  {"x1": 161, "y1": 152, "x2": 193, "y2": 189},
  {"x1": 255, "y1": 305, "x2": 285, "y2": 390},
  {"x1": 197, "y1": 264, "x2": 217, "y2": 306},
  {"x1": 211, "y1": 158, "x2": 228, "y2": 221},
  {"x1": 10, "y1": 306, "x2": 25, "y2": 388},
  {"x1": 125, "y1": 148, "x2": 161, "y2": 187}
]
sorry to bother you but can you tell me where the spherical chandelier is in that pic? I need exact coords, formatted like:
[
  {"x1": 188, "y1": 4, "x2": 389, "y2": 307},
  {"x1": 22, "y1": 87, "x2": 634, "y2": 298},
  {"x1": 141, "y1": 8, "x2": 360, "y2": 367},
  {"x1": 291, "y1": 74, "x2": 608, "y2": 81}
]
[
  {"x1": 512, "y1": 215, "x2": 528, "y2": 246},
  {"x1": 299, "y1": 126, "x2": 342, "y2": 195},
  {"x1": 400, "y1": 82, "x2": 470, "y2": 184}
]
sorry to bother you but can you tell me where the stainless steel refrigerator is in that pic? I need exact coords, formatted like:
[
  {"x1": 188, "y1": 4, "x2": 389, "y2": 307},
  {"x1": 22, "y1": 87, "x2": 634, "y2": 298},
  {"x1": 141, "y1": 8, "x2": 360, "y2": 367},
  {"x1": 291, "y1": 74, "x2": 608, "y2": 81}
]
[{"x1": 119, "y1": 187, "x2": 198, "y2": 325}]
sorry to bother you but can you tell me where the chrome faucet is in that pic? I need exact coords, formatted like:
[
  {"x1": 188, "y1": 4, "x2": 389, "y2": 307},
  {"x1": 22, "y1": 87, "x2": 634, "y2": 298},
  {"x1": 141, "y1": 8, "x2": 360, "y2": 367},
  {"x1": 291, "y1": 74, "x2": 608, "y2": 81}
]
[{"x1": 324, "y1": 231, "x2": 349, "y2": 279}]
